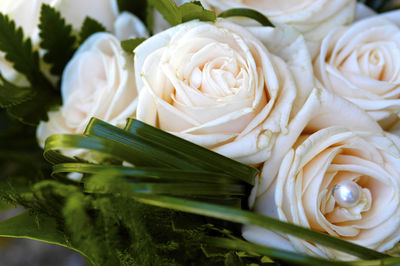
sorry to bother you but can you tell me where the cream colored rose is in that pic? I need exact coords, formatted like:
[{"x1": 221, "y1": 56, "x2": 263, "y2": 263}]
[
  {"x1": 36, "y1": 33, "x2": 138, "y2": 149},
  {"x1": 245, "y1": 126, "x2": 400, "y2": 259},
  {"x1": 135, "y1": 19, "x2": 314, "y2": 165},
  {"x1": 314, "y1": 16, "x2": 400, "y2": 124},
  {"x1": 200, "y1": 0, "x2": 356, "y2": 49}
]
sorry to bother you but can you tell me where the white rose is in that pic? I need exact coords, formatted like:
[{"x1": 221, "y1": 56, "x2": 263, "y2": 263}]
[
  {"x1": 244, "y1": 125, "x2": 400, "y2": 260},
  {"x1": 135, "y1": 19, "x2": 315, "y2": 165},
  {"x1": 255, "y1": 86, "x2": 383, "y2": 198},
  {"x1": 314, "y1": 16, "x2": 400, "y2": 125},
  {"x1": 200, "y1": 0, "x2": 356, "y2": 54},
  {"x1": 36, "y1": 32, "x2": 138, "y2": 150},
  {"x1": 0, "y1": 0, "x2": 146, "y2": 84}
]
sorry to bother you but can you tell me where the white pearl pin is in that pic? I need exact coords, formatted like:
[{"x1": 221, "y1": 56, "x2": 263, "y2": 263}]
[{"x1": 332, "y1": 180, "x2": 362, "y2": 208}]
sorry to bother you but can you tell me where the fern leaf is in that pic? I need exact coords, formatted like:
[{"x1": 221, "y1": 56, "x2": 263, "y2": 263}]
[{"x1": 39, "y1": 4, "x2": 77, "y2": 76}]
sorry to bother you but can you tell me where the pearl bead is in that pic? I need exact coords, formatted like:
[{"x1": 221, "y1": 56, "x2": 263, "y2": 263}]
[{"x1": 332, "y1": 180, "x2": 362, "y2": 208}]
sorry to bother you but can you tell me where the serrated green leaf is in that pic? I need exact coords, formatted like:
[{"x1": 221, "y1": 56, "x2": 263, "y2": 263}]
[
  {"x1": 39, "y1": 4, "x2": 77, "y2": 76},
  {"x1": 79, "y1": 17, "x2": 107, "y2": 44},
  {"x1": 180, "y1": 2, "x2": 216, "y2": 23},
  {"x1": 0, "y1": 11, "x2": 59, "y2": 125},
  {"x1": 0, "y1": 74, "x2": 36, "y2": 108},
  {"x1": 0, "y1": 13, "x2": 51, "y2": 88},
  {"x1": 218, "y1": 8, "x2": 274, "y2": 27},
  {"x1": 121, "y1": 38, "x2": 146, "y2": 54},
  {"x1": 148, "y1": 0, "x2": 181, "y2": 26}
]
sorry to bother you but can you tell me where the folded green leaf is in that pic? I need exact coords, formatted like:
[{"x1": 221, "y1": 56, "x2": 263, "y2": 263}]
[
  {"x1": 39, "y1": 4, "x2": 77, "y2": 76},
  {"x1": 218, "y1": 8, "x2": 274, "y2": 27},
  {"x1": 121, "y1": 38, "x2": 146, "y2": 54},
  {"x1": 79, "y1": 17, "x2": 107, "y2": 44},
  {"x1": 0, "y1": 74, "x2": 36, "y2": 108},
  {"x1": 124, "y1": 118, "x2": 257, "y2": 185}
]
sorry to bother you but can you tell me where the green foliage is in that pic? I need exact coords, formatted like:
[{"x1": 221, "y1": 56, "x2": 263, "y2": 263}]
[
  {"x1": 0, "y1": 74, "x2": 36, "y2": 108},
  {"x1": 0, "y1": 211, "x2": 67, "y2": 246},
  {"x1": 0, "y1": 13, "x2": 47, "y2": 87},
  {"x1": 121, "y1": 38, "x2": 146, "y2": 53},
  {"x1": 180, "y1": 2, "x2": 217, "y2": 23},
  {"x1": 0, "y1": 11, "x2": 60, "y2": 125},
  {"x1": 218, "y1": 8, "x2": 274, "y2": 27},
  {"x1": 79, "y1": 17, "x2": 107, "y2": 44},
  {"x1": 117, "y1": 0, "x2": 148, "y2": 24},
  {"x1": 2, "y1": 117, "x2": 400, "y2": 265},
  {"x1": 148, "y1": 0, "x2": 181, "y2": 26},
  {"x1": 148, "y1": 0, "x2": 216, "y2": 26},
  {"x1": 39, "y1": 4, "x2": 77, "y2": 76}
]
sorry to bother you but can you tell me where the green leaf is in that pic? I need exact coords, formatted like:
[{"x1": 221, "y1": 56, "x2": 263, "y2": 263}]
[
  {"x1": 0, "y1": 14, "x2": 40, "y2": 86},
  {"x1": 148, "y1": 0, "x2": 181, "y2": 26},
  {"x1": 39, "y1": 4, "x2": 77, "y2": 76},
  {"x1": 79, "y1": 17, "x2": 107, "y2": 44},
  {"x1": 180, "y1": 2, "x2": 216, "y2": 23},
  {"x1": 121, "y1": 38, "x2": 146, "y2": 54},
  {"x1": 0, "y1": 74, "x2": 36, "y2": 108},
  {"x1": 53, "y1": 163, "x2": 240, "y2": 185},
  {"x1": 0, "y1": 10, "x2": 59, "y2": 125},
  {"x1": 218, "y1": 8, "x2": 274, "y2": 27},
  {"x1": 0, "y1": 211, "x2": 65, "y2": 244},
  {"x1": 85, "y1": 173, "x2": 246, "y2": 198},
  {"x1": 0, "y1": 211, "x2": 93, "y2": 264}
]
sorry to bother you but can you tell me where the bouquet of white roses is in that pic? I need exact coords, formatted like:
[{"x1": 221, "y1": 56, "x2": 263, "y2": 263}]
[{"x1": 1, "y1": 0, "x2": 400, "y2": 265}]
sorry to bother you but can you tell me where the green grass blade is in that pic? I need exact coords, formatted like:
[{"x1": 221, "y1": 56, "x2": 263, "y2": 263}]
[
  {"x1": 206, "y1": 237, "x2": 339, "y2": 266},
  {"x1": 44, "y1": 134, "x2": 171, "y2": 167},
  {"x1": 53, "y1": 163, "x2": 241, "y2": 184},
  {"x1": 85, "y1": 118, "x2": 203, "y2": 170},
  {"x1": 131, "y1": 195, "x2": 387, "y2": 260},
  {"x1": 84, "y1": 172, "x2": 246, "y2": 198}
]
